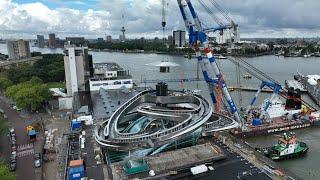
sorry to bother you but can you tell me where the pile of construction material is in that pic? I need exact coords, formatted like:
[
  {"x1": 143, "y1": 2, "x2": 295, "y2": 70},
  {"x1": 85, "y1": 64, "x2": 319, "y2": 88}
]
[{"x1": 44, "y1": 128, "x2": 58, "y2": 153}]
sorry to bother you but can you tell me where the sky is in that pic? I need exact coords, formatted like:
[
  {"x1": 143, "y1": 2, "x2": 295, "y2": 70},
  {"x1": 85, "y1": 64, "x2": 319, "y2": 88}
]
[{"x1": 1, "y1": 0, "x2": 320, "y2": 39}]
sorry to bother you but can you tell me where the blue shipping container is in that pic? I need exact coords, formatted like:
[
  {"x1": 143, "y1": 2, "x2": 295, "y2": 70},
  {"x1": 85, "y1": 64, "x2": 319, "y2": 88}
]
[
  {"x1": 69, "y1": 166, "x2": 84, "y2": 180},
  {"x1": 252, "y1": 118, "x2": 262, "y2": 126},
  {"x1": 71, "y1": 120, "x2": 81, "y2": 131}
]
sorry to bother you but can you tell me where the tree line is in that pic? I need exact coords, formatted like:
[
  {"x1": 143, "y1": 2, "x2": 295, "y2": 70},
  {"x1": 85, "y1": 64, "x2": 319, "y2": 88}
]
[
  {"x1": 88, "y1": 40, "x2": 194, "y2": 54},
  {"x1": 0, "y1": 54, "x2": 65, "y2": 111}
]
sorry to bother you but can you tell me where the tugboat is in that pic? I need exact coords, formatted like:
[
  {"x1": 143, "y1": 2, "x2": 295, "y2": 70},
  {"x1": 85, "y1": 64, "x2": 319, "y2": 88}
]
[{"x1": 256, "y1": 132, "x2": 308, "y2": 161}]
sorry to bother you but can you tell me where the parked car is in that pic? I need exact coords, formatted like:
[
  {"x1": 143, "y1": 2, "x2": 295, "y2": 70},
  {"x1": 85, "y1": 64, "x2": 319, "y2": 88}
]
[
  {"x1": 9, "y1": 128, "x2": 15, "y2": 137},
  {"x1": 11, "y1": 136, "x2": 16, "y2": 146},
  {"x1": 9, "y1": 160, "x2": 16, "y2": 172},
  {"x1": 11, "y1": 151, "x2": 17, "y2": 160},
  {"x1": 11, "y1": 145, "x2": 16, "y2": 152},
  {"x1": 34, "y1": 153, "x2": 41, "y2": 168}
]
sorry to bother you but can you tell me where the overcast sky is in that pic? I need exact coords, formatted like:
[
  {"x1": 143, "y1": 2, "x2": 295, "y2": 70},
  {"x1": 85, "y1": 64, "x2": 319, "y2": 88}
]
[{"x1": 1, "y1": 0, "x2": 320, "y2": 39}]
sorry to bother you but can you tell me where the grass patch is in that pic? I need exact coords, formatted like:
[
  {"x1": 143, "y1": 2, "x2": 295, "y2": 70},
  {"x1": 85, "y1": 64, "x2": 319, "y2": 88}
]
[{"x1": 47, "y1": 82, "x2": 65, "y2": 89}]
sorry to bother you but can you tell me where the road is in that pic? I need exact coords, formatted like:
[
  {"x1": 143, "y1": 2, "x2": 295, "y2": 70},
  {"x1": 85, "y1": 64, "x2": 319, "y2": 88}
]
[{"x1": 0, "y1": 96, "x2": 35, "y2": 180}]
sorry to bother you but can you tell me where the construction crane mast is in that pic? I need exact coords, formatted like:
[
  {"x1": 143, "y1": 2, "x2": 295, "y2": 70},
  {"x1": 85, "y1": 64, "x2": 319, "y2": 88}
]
[
  {"x1": 161, "y1": 0, "x2": 169, "y2": 46},
  {"x1": 176, "y1": 0, "x2": 243, "y2": 127},
  {"x1": 161, "y1": 0, "x2": 168, "y2": 32}
]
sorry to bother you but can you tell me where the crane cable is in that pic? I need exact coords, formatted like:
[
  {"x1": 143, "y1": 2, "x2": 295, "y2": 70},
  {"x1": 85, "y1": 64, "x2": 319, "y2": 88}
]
[
  {"x1": 198, "y1": 0, "x2": 224, "y2": 26},
  {"x1": 209, "y1": 0, "x2": 233, "y2": 24}
]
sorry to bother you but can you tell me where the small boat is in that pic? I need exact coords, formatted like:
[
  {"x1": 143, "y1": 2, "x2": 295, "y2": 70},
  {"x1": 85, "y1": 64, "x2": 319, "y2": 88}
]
[
  {"x1": 243, "y1": 74, "x2": 252, "y2": 79},
  {"x1": 255, "y1": 132, "x2": 308, "y2": 161}
]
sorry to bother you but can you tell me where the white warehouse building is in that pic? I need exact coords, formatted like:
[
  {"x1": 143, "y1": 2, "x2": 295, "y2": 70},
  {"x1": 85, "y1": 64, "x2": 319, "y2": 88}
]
[{"x1": 89, "y1": 63, "x2": 133, "y2": 91}]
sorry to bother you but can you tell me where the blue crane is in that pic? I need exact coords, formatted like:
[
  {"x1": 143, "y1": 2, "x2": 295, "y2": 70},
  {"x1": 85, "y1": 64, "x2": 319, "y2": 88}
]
[
  {"x1": 176, "y1": 0, "x2": 243, "y2": 127},
  {"x1": 247, "y1": 81, "x2": 283, "y2": 117}
]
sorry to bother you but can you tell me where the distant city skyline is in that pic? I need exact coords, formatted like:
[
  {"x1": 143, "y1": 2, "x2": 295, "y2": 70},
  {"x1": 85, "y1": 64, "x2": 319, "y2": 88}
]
[{"x1": 1, "y1": 0, "x2": 320, "y2": 39}]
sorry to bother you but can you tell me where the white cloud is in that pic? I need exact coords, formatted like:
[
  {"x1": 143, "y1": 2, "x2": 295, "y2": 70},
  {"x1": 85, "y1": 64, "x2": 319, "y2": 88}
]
[
  {"x1": 0, "y1": 0, "x2": 111, "y2": 39},
  {"x1": 1, "y1": 0, "x2": 320, "y2": 39}
]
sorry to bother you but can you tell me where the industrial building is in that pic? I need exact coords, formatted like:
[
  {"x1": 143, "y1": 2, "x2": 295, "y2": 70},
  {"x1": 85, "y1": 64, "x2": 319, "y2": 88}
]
[
  {"x1": 6, "y1": 40, "x2": 31, "y2": 60},
  {"x1": 173, "y1": 30, "x2": 186, "y2": 47},
  {"x1": 37, "y1": 35, "x2": 45, "y2": 48},
  {"x1": 59, "y1": 44, "x2": 93, "y2": 110},
  {"x1": 48, "y1": 33, "x2": 56, "y2": 48},
  {"x1": 64, "y1": 45, "x2": 91, "y2": 96}
]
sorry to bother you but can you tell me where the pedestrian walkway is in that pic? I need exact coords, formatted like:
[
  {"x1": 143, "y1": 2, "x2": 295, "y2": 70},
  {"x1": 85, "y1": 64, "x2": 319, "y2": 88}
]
[
  {"x1": 17, "y1": 143, "x2": 34, "y2": 158},
  {"x1": 17, "y1": 143, "x2": 33, "y2": 151}
]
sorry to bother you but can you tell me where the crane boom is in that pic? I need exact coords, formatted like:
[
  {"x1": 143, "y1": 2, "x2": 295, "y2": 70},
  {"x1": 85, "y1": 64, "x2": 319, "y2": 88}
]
[
  {"x1": 161, "y1": 0, "x2": 167, "y2": 31},
  {"x1": 177, "y1": 0, "x2": 243, "y2": 127}
]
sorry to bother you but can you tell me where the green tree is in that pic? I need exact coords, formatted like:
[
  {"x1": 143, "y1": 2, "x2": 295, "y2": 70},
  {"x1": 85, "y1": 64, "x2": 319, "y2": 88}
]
[
  {"x1": 0, "y1": 116, "x2": 8, "y2": 136},
  {"x1": 5, "y1": 79, "x2": 51, "y2": 111},
  {"x1": 0, "y1": 77, "x2": 12, "y2": 92},
  {"x1": 32, "y1": 54, "x2": 65, "y2": 82},
  {"x1": 2, "y1": 54, "x2": 65, "y2": 84},
  {"x1": 4, "y1": 63, "x2": 33, "y2": 84},
  {"x1": 29, "y1": 76, "x2": 43, "y2": 84},
  {"x1": 0, "y1": 163, "x2": 15, "y2": 180}
]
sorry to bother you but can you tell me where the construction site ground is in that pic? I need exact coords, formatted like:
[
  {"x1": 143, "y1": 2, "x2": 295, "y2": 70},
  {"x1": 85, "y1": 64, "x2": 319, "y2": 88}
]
[
  {"x1": 42, "y1": 110, "x2": 70, "y2": 180},
  {"x1": 110, "y1": 143, "x2": 225, "y2": 180}
]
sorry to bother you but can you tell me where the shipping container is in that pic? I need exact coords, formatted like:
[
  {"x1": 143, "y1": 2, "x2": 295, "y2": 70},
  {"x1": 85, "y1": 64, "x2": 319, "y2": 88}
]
[
  {"x1": 68, "y1": 166, "x2": 84, "y2": 180},
  {"x1": 69, "y1": 159, "x2": 83, "y2": 167},
  {"x1": 71, "y1": 120, "x2": 82, "y2": 131}
]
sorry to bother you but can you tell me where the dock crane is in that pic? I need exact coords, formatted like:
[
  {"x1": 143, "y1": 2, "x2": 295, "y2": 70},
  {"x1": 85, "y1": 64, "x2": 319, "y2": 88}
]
[
  {"x1": 175, "y1": 1, "x2": 316, "y2": 130},
  {"x1": 161, "y1": 0, "x2": 168, "y2": 32},
  {"x1": 176, "y1": 0, "x2": 243, "y2": 127}
]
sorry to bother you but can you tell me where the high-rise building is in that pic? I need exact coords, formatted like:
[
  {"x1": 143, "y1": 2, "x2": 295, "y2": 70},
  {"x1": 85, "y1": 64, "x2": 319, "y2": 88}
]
[
  {"x1": 168, "y1": 35, "x2": 173, "y2": 45},
  {"x1": 173, "y1": 30, "x2": 186, "y2": 47},
  {"x1": 37, "y1": 35, "x2": 45, "y2": 48},
  {"x1": 106, "y1": 35, "x2": 112, "y2": 43},
  {"x1": 64, "y1": 45, "x2": 90, "y2": 96},
  {"x1": 48, "y1": 33, "x2": 56, "y2": 48},
  {"x1": 6, "y1": 41, "x2": 19, "y2": 60},
  {"x1": 6, "y1": 40, "x2": 31, "y2": 60},
  {"x1": 119, "y1": 35, "x2": 124, "y2": 42},
  {"x1": 17, "y1": 40, "x2": 31, "y2": 58},
  {"x1": 120, "y1": 26, "x2": 126, "y2": 42}
]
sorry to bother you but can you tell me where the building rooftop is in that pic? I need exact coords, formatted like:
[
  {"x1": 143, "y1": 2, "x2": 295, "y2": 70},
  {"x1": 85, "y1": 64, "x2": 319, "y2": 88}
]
[
  {"x1": 94, "y1": 62, "x2": 124, "y2": 71},
  {"x1": 90, "y1": 62, "x2": 132, "y2": 81}
]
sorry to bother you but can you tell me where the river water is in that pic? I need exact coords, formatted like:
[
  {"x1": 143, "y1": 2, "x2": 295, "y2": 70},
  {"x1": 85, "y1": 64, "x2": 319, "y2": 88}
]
[{"x1": 1, "y1": 43, "x2": 319, "y2": 179}]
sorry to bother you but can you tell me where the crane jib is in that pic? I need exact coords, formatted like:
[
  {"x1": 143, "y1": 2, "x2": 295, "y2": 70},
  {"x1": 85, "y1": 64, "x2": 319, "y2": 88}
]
[{"x1": 177, "y1": 0, "x2": 243, "y2": 127}]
